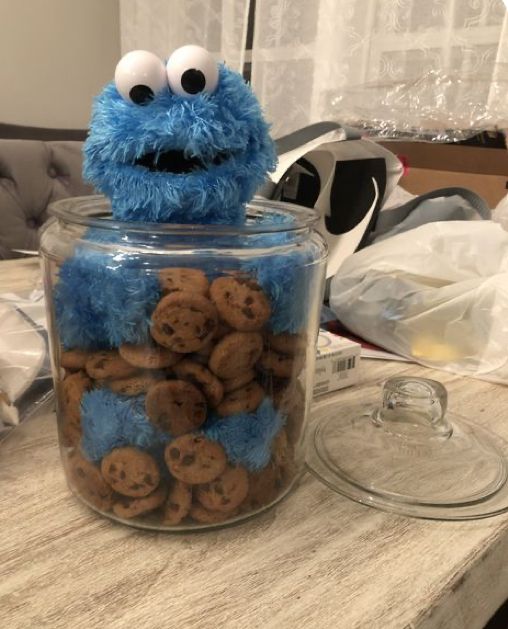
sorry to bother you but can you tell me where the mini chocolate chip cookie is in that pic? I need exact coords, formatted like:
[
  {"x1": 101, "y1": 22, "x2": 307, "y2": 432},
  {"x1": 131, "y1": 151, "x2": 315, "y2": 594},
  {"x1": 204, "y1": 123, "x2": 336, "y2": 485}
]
[
  {"x1": 151, "y1": 292, "x2": 218, "y2": 353},
  {"x1": 101, "y1": 447, "x2": 160, "y2": 497},
  {"x1": 145, "y1": 380, "x2": 207, "y2": 435},
  {"x1": 113, "y1": 484, "x2": 167, "y2": 519},
  {"x1": 85, "y1": 350, "x2": 138, "y2": 380},
  {"x1": 216, "y1": 381, "x2": 264, "y2": 416},
  {"x1": 196, "y1": 465, "x2": 249, "y2": 513},
  {"x1": 208, "y1": 331, "x2": 263, "y2": 379},
  {"x1": 67, "y1": 450, "x2": 113, "y2": 511},
  {"x1": 266, "y1": 332, "x2": 307, "y2": 356},
  {"x1": 61, "y1": 370, "x2": 91, "y2": 424},
  {"x1": 119, "y1": 343, "x2": 181, "y2": 369},
  {"x1": 222, "y1": 369, "x2": 256, "y2": 393},
  {"x1": 210, "y1": 276, "x2": 271, "y2": 332},
  {"x1": 163, "y1": 480, "x2": 192, "y2": 525},
  {"x1": 159, "y1": 267, "x2": 209, "y2": 296},
  {"x1": 173, "y1": 360, "x2": 224, "y2": 407},
  {"x1": 60, "y1": 348, "x2": 91, "y2": 371},
  {"x1": 104, "y1": 372, "x2": 162, "y2": 396},
  {"x1": 164, "y1": 434, "x2": 227, "y2": 484},
  {"x1": 258, "y1": 349, "x2": 305, "y2": 379},
  {"x1": 189, "y1": 503, "x2": 238, "y2": 524}
]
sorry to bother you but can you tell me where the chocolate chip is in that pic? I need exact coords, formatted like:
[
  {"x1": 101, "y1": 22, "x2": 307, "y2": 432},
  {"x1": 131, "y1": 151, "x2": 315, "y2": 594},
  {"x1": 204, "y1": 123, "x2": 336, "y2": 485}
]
[
  {"x1": 169, "y1": 502, "x2": 180, "y2": 512},
  {"x1": 182, "y1": 454, "x2": 196, "y2": 466},
  {"x1": 109, "y1": 464, "x2": 117, "y2": 473},
  {"x1": 120, "y1": 470, "x2": 126, "y2": 480},
  {"x1": 162, "y1": 324, "x2": 174, "y2": 335},
  {"x1": 169, "y1": 447, "x2": 180, "y2": 460},
  {"x1": 245, "y1": 296, "x2": 254, "y2": 305},
  {"x1": 221, "y1": 496, "x2": 231, "y2": 505},
  {"x1": 130, "y1": 483, "x2": 141, "y2": 490},
  {"x1": 76, "y1": 467, "x2": 86, "y2": 478},
  {"x1": 215, "y1": 484, "x2": 224, "y2": 495},
  {"x1": 144, "y1": 474, "x2": 153, "y2": 485},
  {"x1": 242, "y1": 307, "x2": 255, "y2": 319}
]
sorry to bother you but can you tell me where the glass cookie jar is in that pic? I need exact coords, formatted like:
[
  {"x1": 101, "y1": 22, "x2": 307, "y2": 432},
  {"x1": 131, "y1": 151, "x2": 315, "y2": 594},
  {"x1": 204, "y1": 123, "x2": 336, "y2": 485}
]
[{"x1": 40, "y1": 196, "x2": 327, "y2": 530}]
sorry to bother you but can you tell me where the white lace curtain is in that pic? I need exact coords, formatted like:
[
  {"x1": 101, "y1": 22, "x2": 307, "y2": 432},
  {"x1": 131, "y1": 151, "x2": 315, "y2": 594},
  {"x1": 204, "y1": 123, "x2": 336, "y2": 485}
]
[{"x1": 120, "y1": 0, "x2": 508, "y2": 139}]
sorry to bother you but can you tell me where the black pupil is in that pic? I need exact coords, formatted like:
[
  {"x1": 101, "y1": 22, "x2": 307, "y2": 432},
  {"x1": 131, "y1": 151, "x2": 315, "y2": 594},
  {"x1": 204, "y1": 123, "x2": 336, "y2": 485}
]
[
  {"x1": 129, "y1": 84, "x2": 154, "y2": 105},
  {"x1": 181, "y1": 69, "x2": 206, "y2": 95}
]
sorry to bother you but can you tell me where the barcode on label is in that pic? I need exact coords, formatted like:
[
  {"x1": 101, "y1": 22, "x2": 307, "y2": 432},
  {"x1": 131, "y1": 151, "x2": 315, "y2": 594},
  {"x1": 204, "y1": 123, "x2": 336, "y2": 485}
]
[{"x1": 333, "y1": 357, "x2": 356, "y2": 373}]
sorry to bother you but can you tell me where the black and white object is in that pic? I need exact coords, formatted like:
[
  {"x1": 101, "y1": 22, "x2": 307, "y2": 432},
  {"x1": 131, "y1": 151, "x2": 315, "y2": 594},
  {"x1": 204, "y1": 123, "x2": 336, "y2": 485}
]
[{"x1": 259, "y1": 122, "x2": 403, "y2": 277}]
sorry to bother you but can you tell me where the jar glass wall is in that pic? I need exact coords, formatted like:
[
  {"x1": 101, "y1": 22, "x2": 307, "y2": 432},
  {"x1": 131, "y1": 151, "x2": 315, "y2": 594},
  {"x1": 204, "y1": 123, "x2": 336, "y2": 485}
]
[{"x1": 40, "y1": 196, "x2": 327, "y2": 530}]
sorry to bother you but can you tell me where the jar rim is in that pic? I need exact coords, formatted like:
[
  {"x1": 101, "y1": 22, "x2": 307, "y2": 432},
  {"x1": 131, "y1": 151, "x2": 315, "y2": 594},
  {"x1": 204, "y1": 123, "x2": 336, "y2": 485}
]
[{"x1": 48, "y1": 195, "x2": 319, "y2": 236}]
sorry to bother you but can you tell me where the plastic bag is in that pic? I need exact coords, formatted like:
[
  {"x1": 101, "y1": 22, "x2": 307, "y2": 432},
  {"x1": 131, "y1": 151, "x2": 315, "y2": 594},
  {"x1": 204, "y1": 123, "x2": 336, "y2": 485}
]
[
  {"x1": 331, "y1": 69, "x2": 508, "y2": 142},
  {"x1": 0, "y1": 289, "x2": 53, "y2": 440},
  {"x1": 329, "y1": 221, "x2": 508, "y2": 384},
  {"x1": 493, "y1": 193, "x2": 508, "y2": 232}
]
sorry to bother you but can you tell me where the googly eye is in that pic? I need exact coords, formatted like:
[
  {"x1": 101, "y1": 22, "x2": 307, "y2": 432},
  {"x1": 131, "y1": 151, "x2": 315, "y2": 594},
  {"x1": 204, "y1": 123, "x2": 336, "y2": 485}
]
[
  {"x1": 166, "y1": 45, "x2": 219, "y2": 97},
  {"x1": 114, "y1": 50, "x2": 167, "y2": 105}
]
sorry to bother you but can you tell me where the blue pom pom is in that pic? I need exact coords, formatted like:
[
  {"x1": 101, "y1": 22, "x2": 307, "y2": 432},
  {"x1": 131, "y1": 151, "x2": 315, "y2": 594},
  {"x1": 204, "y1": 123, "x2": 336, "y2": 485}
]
[
  {"x1": 83, "y1": 64, "x2": 276, "y2": 225},
  {"x1": 203, "y1": 397, "x2": 284, "y2": 471},
  {"x1": 80, "y1": 389, "x2": 171, "y2": 462},
  {"x1": 54, "y1": 241, "x2": 161, "y2": 350}
]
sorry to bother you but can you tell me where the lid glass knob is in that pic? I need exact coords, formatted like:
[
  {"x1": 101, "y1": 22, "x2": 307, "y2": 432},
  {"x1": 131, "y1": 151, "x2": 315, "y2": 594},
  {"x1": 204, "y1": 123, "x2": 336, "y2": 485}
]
[{"x1": 372, "y1": 377, "x2": 453, "y2": 441}]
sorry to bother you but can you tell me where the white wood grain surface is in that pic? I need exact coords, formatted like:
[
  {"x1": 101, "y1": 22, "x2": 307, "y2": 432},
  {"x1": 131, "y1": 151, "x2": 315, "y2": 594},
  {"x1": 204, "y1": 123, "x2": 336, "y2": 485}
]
[{"x1": 1, "y1": 260, "x2": 508, "y2": 629}]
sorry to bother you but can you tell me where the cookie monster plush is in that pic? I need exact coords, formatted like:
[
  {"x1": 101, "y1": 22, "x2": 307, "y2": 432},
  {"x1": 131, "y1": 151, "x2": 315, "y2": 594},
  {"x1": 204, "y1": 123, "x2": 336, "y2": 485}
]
[
  {"x1": 84, "y1": 46, "x2": 276, "y2": 225},
  {"x1": 56, "y1": 46, "x2": 302, "y2": 478}
]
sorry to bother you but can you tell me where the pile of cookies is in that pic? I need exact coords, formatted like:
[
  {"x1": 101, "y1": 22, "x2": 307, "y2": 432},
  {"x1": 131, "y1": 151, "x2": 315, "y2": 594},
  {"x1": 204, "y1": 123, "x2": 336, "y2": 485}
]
[{"x1": 59, "y1": 267, "x2": 306, "y2": 527}]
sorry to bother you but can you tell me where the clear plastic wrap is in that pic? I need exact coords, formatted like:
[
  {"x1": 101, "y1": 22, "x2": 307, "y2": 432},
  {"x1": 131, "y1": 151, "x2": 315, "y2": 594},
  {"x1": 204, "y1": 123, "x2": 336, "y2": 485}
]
[
  {"x1": 330, "y1": 221, "x2": 508, "y2": 384},
  {"x1": 331, "y1": 69, "x2": 508, "y2": 143}
]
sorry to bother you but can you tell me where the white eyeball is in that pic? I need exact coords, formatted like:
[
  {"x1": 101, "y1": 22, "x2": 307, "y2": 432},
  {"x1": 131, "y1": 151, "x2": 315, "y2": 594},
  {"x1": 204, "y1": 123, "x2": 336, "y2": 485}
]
[
  {"x1": 166, "y1": 45, "x2": 219, "y2": 97},
  {"x1": 114, "y1": 50, "x2": 167, "y2": 105}
]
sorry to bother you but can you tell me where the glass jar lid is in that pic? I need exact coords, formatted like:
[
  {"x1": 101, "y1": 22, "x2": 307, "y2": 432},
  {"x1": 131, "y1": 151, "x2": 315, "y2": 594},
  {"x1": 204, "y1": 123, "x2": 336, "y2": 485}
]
[{"x1": 307, "y1": 377, "x2": 508, "y2": 520}]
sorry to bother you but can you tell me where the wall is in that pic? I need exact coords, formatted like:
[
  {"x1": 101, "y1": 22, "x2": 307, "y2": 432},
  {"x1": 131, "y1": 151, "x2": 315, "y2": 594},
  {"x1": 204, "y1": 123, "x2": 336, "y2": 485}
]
[{"x1": 0, "y1": 0, "x2": 120, "y2": 129}]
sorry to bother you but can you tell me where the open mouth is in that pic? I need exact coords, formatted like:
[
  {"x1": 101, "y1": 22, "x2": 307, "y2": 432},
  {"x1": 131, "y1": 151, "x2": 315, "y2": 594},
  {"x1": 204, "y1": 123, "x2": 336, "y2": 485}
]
[{"x1": 134, "y1": 149, "x2": 231, "y2": 175}]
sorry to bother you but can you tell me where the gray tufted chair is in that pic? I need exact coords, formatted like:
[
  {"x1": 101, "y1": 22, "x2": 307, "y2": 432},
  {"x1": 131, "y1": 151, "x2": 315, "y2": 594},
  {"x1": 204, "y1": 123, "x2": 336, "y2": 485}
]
[{"x1": 0, "y1": 126, "x2": 94, "y2": 258}]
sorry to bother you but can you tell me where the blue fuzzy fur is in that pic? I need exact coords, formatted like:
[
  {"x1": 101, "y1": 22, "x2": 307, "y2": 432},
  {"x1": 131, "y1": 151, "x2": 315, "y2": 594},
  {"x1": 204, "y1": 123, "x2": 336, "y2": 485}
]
[
  {"x1": 243, "y1": 249, "x2": 313, "y2": 334},
  {"x1": 203, "y1": 397, "x2": 285, "y2": 472},
  {"x1": 83, "y1": 65, "x2": 276, "y2": 225},
  {"x1": 80, "y1": 389, "x2": 172, "y2": 462},
  {"x1": 55, "y1": 241, "x2": 161, "y2": 350}
]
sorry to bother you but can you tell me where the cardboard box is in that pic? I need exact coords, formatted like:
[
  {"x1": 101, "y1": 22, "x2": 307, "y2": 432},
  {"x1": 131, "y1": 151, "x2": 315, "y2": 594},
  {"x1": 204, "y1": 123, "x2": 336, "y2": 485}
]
[
  {"x1": 379, "y1": 141, "x2": 508, "y2": 208},
  {"x1": 313, "y1": 330, "x2": 361, "y2": 397}
]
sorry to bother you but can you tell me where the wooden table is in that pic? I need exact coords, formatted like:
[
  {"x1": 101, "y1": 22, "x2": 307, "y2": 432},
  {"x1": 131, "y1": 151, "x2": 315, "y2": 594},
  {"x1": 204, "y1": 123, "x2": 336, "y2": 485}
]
[{"x1": 1, "y1": 258, "x2": 508, "y2": 629}]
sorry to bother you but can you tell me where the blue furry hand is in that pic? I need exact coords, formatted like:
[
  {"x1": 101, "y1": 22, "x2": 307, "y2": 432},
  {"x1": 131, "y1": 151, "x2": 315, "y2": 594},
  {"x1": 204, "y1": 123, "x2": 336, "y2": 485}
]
[
  {"x1": 80, "y1": 389, "x2": 172, "y2": 462},
  {"x1": 55, "y1": 244, "x2": 161, "y2": 350},
  {"x1": 203, "y1": 398, "x2": 285, "y2": 472}
]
